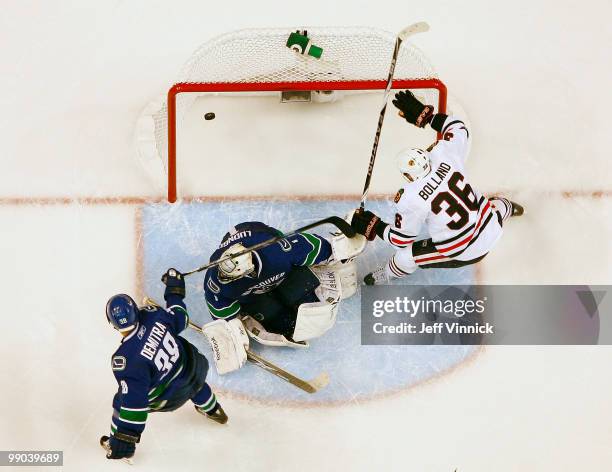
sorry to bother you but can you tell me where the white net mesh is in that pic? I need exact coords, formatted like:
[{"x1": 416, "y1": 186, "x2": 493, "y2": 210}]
[
  {"x1": 178, "y1": 26, "x2": 436, "y2": 83},
  {"x1": 136, "y1": 27, "x2": 441, "y2": 198}
]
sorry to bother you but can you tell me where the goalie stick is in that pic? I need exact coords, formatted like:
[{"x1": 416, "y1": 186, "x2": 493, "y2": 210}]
[
  {"x1": 187, "y1": 319, "x2": 329, "y2": 394},
  {"x1": 142, "y1": 297, "x2": 329, "y2": 394},
  {"x1": 183, "y1": 215, "x2": 355, "y2": 277},
  {"x1": 359, "y1": 21, "x2": 430, "y2": 208},
  {"x1": 244, "y1": 349, "x2": 329, "y2": 394}
]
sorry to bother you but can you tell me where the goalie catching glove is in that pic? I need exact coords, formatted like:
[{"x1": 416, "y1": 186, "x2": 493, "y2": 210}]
[
  {"x1": 392, "y1": 90, "x2": 434, "y2": 128},
  {"x1": 350, "y1": 208, "x2": 388, "y2": 241}
]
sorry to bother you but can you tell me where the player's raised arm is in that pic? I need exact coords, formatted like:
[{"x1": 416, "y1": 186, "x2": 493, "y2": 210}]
[
  {"x1": 393, "y1": 90, "x2": 470, "y2": 161},
  {"x1": 160, "y1": 268, "x2": 189, "y2": 332}
]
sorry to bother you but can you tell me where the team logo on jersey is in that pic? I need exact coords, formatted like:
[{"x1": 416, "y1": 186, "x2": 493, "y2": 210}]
[
  {"x1": 137, "y1": 325, "x2": 147, "y2": 340},
  {"x1": 207, "y1": 277, "x2": 221, "y2": 294},
  {"x1": 278, "y1": 238, "x2": 292, "y2": 252},
  {"x1": 242, "y1": 272, "x2": 286, "y2": 296},
  {"x1": 394, "y1": 188, "x2": 404, "y2": 203},
  {"x1": 112, "y1": 356, "x2": 127, "y2": 371}
]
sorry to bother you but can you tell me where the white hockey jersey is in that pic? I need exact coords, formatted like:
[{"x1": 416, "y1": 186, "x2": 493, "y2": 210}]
[{"x1": 380, "y1": 115, "x2": 502, "y2": 262}]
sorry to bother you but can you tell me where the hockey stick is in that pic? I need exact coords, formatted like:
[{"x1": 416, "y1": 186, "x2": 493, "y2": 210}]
[
  {"x1": 245, "y1": 349, "x2": 330, "y2": 394},
  {"x1": 142, "y1": 297, "x2": 329, "y2": 394},
  {"x1": 359, "y1": 21, "x2": 430, "y2": 208},
  {"x1": 187, "y1": 319, "x2": 329, "y2": 394},
  {"x1": 183, "y1": 215, "x2": 355, "y2": 277}
]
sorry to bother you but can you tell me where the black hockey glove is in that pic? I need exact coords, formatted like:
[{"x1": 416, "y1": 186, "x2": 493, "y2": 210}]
[
  {"x1": 101, "y1": 431, "x2": 139, "y2": 460},
  {"x1": 162, "y1": 268, "x2": 186, "y2": 300},
  {"x1": 392, "y1": 90, "x2": 434, "y2": 128},
  {"x1": 350, "y1": 209, "x2": 388, "y2": 241}
]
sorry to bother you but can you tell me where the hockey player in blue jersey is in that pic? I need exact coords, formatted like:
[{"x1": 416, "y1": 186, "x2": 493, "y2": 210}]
[
  {"x1": 100, "y1": 269, "x2": 227, "y2": 461},
  {"x1": 200, "y1": 221, "x2": 365, "y2": 374}
]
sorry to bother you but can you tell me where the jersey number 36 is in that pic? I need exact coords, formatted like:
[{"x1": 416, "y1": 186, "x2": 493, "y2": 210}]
[{"x1": 431, "y1": 172, "x2": 479, "y2": 230}]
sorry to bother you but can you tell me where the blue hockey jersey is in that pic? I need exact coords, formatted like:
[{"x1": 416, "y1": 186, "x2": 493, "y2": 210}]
[
  {"x1": 203, "y1": 221, "x2": 332, "y2": 320},
  {"x1": 109, "y1": 295, "x2": 192, "y2": 436}
]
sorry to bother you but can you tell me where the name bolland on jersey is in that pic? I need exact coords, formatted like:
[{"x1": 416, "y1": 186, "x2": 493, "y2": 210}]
[{"x1": 389, "y1": 115, "x2": 501, "y2": 261}]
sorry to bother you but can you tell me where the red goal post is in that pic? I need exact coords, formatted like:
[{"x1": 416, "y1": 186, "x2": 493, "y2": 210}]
[{"x1": 166, "y1": 78, "x2": 447, "y2": 202}]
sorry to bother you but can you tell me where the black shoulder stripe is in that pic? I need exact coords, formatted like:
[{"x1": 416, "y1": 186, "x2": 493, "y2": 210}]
[
  {"x1": 430, "y1": 113, "x2": 448, "y2": 133},
  {"x1": 389, "y1": 228, "x2": 416, "y2": 238},
  {"x1": 442, "y1": 120, "x2": 465, "y2": 135}
]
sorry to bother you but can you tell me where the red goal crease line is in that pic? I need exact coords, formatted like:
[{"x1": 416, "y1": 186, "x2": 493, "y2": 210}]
[
  {"x1": 0, "y1": 190, "x2": 610, "y2": 207},
  {"x1": 166, "y1": 79, "x2": 449, "y2": 203}
]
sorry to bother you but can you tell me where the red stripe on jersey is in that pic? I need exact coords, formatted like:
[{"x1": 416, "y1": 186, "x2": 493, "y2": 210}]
[
  {"x1": 437, "y1": 202, "x2": 491, "y2": 254},
  {"x1": 415, "y1": 253, "x2": 448, "y2": 264},
  {"x1": 390, "y1": 236, "x2": 413, "y2": 246}
]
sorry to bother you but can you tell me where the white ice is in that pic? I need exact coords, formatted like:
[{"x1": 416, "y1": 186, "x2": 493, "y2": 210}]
[{"x1": 1, "y1": 1, "x2": 611, "y2": 471}]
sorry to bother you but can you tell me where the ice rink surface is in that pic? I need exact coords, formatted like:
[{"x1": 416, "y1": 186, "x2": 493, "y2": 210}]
[
  {"x1": 142, "y1": 199, "x2": 476, "y2": 404},
  {"x1": 1, "y1": 1, "x2": 612, "y2": 471}
]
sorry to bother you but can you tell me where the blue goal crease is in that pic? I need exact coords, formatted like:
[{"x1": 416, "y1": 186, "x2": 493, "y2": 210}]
[{"x1": 141, "y1": 199, "x2": 476, "y2": 403}]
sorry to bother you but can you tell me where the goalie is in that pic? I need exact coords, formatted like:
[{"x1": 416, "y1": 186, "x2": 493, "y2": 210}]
[{"x1": 201, "y1": 221, "x2": 363, "y2": 374}]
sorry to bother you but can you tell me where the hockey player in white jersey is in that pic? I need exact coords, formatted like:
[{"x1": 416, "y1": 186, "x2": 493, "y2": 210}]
[{"x1": 351, "y1": 90, "x2": 523, "y2": 284}]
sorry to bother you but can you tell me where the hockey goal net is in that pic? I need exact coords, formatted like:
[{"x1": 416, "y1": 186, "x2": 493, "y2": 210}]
[{"x1": 136, "y1": 27, "x2": 447, "y2": 202}]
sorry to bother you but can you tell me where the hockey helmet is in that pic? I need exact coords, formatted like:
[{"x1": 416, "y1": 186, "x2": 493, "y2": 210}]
[
  {"x1": 106, "y1": 294, "x2": 139, "y2": 332},
  {"x1": 218, "y1": 243, "x2": 255, "y2": 281},
  {"x1": 396, "y1": 148, "x2": 431, "y2": 182}
]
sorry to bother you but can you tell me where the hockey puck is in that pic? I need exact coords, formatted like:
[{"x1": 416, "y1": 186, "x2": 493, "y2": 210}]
[{"x1": 204, "y1": 112, "x2": 216, "y2": 120}]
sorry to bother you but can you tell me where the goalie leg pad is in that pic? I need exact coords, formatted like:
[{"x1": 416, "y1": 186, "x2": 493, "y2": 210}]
[
  {"x1": 311, "y1": 259, "x2": 358, "y2": 300},
  {"x1": 332, "y1": 259, "x2": 358, "y2": 300},
  {"x1": 292, "y1": 301, "x2": 339, "y2": 342},
  {"x1": 201, "y1": 319, "x2": 248, "y2": 374},
  {"x1": 310, "y1": 265, "x2": 341, "y2": 304},
  {"x1": 242, "y1": 316, "x2": 308, "y2": 349}
]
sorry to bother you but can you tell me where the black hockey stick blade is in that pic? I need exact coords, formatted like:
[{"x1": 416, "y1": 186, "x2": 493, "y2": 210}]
[{"x1": 183, "y1": 215, "x2": 355, "y2": 277}]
